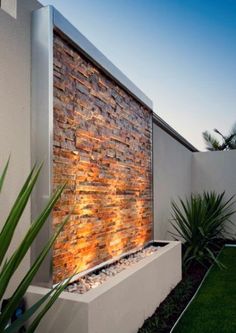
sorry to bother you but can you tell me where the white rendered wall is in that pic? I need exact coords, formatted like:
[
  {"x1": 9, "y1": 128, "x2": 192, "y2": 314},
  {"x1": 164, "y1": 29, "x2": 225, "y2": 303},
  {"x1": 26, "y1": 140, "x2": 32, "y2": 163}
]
[
  {"x1": 192, "y1": 150, "x2": 236, "y2": 239},
  {"x1": 153, "y1": 124, "x2": 192, "y2": 239},
  {"x1": 0, "y1": 0, "x2": 42, "y2": 296},
  {"x1": 153, "y1": 127, "x2": 236, "y2": 241}
]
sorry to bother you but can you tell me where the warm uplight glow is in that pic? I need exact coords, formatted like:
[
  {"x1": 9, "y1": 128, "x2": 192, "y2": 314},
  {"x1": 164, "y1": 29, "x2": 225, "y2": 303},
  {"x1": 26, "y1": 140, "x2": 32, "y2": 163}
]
[{"x1": 106, "y1": 191, "x2": 128, "y2": 257}]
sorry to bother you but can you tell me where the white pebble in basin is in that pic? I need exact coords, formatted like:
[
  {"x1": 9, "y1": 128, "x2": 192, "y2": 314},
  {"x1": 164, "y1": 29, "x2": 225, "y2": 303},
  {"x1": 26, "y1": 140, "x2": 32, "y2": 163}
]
[{"x1": 67, "y1": 245, "x2": 160, "y2": 294}]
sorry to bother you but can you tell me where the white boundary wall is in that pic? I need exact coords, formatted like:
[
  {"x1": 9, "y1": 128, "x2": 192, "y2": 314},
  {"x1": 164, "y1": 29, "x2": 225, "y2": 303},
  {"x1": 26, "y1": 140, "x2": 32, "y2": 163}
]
[
  {"x1": 0, "y1": 0, "x2": 42, "y2": 296},
  {"x1": 192, "y1": 150, "x2": 236, "y2": 239},
  {"x1": 153, "y1": 126, "x2": 236, "y2": 240},
  {"x1": 153, "y1": 124, "x2": 192, "y2": 239}
]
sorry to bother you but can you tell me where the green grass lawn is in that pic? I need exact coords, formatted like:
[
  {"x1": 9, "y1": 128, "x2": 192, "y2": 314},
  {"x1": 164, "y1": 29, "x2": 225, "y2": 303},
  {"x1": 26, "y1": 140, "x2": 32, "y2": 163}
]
[{"x1": 173, "y1": 247, "x2": 236, "y2": 333}]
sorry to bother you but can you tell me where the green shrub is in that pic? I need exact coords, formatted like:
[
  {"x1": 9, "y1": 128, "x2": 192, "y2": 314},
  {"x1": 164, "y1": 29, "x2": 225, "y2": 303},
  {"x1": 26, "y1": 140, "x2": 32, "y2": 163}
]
[
  {"x1": 0, "y1": 158, "x2": 71, "y2": 332},
  {"x1": 171, "y1": 191, "x2": 235, "y2": 268}
]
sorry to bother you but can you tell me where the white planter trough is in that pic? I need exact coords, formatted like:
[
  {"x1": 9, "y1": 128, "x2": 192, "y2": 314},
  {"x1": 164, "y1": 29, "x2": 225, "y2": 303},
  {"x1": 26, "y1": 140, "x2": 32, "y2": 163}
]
[{"x1": 26, "y1": 240, "x2": 181, "y2": 333}]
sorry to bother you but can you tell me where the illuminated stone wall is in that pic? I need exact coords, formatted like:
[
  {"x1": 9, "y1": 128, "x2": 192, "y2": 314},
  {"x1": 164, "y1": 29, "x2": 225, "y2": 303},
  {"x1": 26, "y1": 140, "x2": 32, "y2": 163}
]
[{"x1": 52, "y1": 32, "x2": 153, "y2": 283}]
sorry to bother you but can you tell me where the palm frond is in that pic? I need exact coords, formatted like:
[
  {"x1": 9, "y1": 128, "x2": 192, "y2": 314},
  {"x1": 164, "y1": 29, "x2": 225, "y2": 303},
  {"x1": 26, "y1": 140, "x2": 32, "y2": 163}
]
[
  {"x1": 202, "y1": 131, "x2": 222, "y2": 151},
  {"x1": 203, "y1": 123, "x2": 236, "y2": 151},
  {"x1": 230, "y1": 122, "x2": 236, "y2": 136}
]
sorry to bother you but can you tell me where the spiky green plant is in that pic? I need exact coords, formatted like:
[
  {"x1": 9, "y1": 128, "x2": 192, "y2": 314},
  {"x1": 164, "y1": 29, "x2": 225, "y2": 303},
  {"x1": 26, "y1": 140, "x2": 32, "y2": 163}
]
[
  {"x1": 0, "y1": 158, "x2": 71, "y2": 332},
  {"x1": 171, "y1": 191, "x2": 235, "y2": 268}
]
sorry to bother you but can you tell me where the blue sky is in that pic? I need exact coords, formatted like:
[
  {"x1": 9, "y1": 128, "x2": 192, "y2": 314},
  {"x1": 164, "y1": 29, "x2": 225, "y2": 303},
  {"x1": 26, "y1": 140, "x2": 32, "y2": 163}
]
[{"x1": 41, "y1": 0, "x2": 236, "y2": 150}]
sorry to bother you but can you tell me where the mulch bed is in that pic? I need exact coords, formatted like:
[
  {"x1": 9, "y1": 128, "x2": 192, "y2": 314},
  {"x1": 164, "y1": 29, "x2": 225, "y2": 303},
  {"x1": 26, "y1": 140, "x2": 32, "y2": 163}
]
[{"x1": 138, "y1": 239, "x2": 235, "y2": 333}]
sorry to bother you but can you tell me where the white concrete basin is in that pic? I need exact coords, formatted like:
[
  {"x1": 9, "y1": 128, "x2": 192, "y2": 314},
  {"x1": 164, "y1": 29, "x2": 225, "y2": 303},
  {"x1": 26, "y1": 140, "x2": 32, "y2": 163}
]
[{"x1": 26, "y1": 240, "x2": 181, "y2": 333}]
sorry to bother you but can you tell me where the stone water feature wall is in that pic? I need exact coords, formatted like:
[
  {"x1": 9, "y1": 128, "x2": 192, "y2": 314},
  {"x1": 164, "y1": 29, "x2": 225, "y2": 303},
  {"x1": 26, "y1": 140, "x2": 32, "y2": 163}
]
[{"x1": 52, "y1": 32, "x2": 153, "y2": 283}]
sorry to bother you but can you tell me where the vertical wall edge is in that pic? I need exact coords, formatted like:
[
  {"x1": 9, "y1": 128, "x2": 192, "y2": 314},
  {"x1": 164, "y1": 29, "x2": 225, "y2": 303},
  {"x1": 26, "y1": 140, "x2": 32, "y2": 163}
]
[{"x1": 31, "y1": 5, "x2": 54, "y2": 286}]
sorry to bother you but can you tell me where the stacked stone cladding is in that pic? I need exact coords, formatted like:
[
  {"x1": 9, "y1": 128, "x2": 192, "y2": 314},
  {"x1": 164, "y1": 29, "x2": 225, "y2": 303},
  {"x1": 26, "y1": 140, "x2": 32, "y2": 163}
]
[{"x1": 53, "y1": 32, "x2": 153, "y2": 283}]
